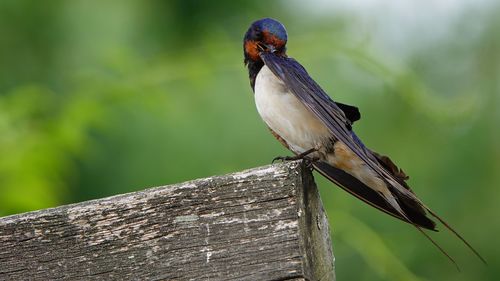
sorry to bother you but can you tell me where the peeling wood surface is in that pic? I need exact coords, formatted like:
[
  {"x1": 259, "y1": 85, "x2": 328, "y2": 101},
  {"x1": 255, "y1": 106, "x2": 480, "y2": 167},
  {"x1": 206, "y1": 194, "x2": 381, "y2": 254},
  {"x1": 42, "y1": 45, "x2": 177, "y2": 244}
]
[{"x1": 0, "y1": 161, "x2": 334, "y2": 281}]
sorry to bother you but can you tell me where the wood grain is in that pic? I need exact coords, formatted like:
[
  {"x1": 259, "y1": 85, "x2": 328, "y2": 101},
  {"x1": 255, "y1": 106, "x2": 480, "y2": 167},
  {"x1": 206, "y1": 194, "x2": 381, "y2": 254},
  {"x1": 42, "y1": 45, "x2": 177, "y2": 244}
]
[{"x1": 0, "y1": 161, "x2": 334, "y2": 281}]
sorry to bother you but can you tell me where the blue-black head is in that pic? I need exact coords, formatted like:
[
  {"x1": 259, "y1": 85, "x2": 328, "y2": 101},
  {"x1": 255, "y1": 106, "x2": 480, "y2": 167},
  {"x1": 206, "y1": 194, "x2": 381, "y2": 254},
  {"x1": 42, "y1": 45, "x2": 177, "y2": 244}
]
[{"x1": 244, "y1": 18, "x2": 288, "y2": 65}]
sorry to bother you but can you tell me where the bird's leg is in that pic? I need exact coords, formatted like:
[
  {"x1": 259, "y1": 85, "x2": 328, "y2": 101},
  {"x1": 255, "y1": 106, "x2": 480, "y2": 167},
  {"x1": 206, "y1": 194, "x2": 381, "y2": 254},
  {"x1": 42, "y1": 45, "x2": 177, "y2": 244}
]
[
  {"x1": 303, "y1": 156, "x2": 320, "y2": 170},
  {"x1": 272, "y1": 147, "x2": 318, "y2": 164}
]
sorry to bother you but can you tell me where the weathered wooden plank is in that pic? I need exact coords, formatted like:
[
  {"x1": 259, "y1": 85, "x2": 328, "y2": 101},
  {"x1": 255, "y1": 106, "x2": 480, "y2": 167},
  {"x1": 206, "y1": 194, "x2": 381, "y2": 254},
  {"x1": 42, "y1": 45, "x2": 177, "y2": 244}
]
[{"x1": 0, "y1": 161, "x2": 334, "y2": 281}]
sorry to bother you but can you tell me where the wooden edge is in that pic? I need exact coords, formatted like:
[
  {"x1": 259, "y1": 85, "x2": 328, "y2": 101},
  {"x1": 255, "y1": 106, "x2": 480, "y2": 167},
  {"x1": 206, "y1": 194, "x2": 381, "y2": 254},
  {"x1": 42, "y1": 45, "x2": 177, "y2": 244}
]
[{"x1": 294, "y1": 161, "x2": 335, "y2": 281}]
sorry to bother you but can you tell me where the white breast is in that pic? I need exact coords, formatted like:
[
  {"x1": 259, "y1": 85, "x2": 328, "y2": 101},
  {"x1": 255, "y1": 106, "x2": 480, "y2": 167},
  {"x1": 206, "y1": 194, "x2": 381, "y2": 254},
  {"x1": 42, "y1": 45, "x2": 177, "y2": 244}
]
[
  {"x1": 254, "y1": 66, "x2": 393, "y2": 198},
  {"x1": 254, "y1": 65, "x2": 331, "y2": 154}
]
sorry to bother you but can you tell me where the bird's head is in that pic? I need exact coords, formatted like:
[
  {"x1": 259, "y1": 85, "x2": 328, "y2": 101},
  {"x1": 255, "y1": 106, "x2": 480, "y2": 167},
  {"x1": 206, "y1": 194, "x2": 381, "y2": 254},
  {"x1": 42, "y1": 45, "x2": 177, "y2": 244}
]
[{"x1": 243, "y1": 18, "x2": 288, "y2": 65}]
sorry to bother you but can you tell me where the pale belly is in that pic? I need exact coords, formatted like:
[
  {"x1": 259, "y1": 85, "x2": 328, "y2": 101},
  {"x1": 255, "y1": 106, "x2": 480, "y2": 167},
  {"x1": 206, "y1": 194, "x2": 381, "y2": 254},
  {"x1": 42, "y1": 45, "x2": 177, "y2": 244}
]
[
  {"x1": 254, "y1": 65, "x2": 331, "y2": 154},
  {"x1": 253, "y1": 65, "x2": 389, "y2": 196}
]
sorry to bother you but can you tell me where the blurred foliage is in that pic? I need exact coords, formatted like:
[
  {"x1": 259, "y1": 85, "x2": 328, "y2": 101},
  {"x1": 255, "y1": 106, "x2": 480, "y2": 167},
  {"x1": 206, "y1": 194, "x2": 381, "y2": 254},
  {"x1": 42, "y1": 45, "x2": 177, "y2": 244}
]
[{"x1": 0, "y1": 0, "x2": 498, "y2": 280}]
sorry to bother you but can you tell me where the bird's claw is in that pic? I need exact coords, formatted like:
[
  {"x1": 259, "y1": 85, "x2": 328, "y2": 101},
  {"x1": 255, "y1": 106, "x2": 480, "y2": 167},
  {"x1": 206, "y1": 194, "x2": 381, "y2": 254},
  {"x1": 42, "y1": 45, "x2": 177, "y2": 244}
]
[
  {"x1": 272, "y1": 148, "x2": 318, "y2": 164},
  {"x1": 271, "y1": 155, "x2": 318, "y2": 171},
  {"x1": 272, "y1": 156, "x2": 293, "y2": 164},
  {"x1": 303, "y1": 156, "x2": 319, "y2": 170}
]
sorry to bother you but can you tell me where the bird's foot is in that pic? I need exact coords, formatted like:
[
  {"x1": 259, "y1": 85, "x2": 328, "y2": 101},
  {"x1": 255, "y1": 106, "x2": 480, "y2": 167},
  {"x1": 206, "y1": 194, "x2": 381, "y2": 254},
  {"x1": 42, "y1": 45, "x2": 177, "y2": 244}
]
[
  {"x1": 272, "y1": 155, "x2": 299, "y2": 163},
  {"x1": 271, "y1": 148, "x2": 318, "y2": 164},
  {"x1": 303, "y1": 156, "x2": 319, "y2": 170}
]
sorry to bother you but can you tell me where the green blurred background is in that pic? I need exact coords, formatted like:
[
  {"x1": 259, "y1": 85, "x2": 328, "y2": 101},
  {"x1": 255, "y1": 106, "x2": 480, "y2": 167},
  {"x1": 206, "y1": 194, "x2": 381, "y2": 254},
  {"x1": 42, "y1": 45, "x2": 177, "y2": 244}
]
[{"x1": 0, "y1": 0, "x2": 498, "y2": 280}]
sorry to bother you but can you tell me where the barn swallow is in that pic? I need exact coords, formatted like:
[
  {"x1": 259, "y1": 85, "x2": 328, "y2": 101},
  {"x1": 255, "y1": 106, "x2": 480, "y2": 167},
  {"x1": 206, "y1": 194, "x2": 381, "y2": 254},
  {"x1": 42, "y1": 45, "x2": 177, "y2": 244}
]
[{"x1": 243, "y1": 18, "x2": 485, "y2": 267}]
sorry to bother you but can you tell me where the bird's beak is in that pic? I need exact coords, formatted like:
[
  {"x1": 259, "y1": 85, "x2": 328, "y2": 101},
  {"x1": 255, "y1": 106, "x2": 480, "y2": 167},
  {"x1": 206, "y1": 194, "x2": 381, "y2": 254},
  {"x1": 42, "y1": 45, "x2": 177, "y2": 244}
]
[
  {"x1": 257, "y1": 42, "x2": 277, "y2": 54},
  {"x1": 264, "y1": 44, "x2": 277, "y2": 53}
]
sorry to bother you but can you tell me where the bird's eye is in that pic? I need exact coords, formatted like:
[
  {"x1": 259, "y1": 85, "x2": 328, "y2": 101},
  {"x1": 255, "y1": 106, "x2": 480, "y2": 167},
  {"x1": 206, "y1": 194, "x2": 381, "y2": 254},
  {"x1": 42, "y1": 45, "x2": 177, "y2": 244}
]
[
  {"x1": 256, "y1": 42, "x2": 265, "y2": 51},
  {"x1": 253, "y1": 28, "x2": 262, "y2": 38}
]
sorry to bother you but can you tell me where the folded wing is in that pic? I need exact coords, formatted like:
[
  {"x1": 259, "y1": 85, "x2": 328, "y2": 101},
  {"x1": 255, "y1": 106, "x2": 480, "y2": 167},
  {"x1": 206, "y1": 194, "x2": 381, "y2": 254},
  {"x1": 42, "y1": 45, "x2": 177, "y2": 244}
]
[
  {"x1": 260, "y1": 52, "x2": 485, "y2": 264},
  {"x1": 260, "y1": 52, "x2": 423, "y2": 217}
]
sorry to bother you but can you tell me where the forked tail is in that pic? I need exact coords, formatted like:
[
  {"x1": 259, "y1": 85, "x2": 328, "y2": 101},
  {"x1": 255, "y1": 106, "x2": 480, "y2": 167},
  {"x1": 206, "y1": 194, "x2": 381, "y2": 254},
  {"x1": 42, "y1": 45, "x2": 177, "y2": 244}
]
[
  {"x1": 426, "y1": 207, "x2": 487, "y2": 264},
  {"x1": 313, "y1": 160, "x2": 486, "y2": 268}
]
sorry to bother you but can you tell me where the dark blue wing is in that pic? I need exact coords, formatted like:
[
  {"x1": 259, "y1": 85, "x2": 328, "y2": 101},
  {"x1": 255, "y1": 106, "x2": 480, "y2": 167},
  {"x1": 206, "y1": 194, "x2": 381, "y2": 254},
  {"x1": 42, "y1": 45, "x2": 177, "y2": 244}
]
[
  {"x1": 259, "y1": 53, "x2": 488, "y2": 264},
  {"x1": 261, "y1": 54, "x2": 377, "y2": 166},
  {"x1": 260, "y1": 52, "x2": 424, "y2": 213},
  {"x1": 335, "y1": 102, "x2": 360, "y2": 123}
]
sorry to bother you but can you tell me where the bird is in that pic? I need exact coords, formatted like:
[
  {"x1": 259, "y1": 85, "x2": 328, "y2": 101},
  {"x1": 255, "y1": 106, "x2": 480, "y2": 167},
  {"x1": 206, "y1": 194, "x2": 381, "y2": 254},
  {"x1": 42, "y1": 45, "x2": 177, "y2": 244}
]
[{"x1": 243, "y1": 17, "x2": 485, "y2": 267}]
